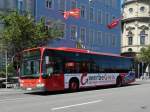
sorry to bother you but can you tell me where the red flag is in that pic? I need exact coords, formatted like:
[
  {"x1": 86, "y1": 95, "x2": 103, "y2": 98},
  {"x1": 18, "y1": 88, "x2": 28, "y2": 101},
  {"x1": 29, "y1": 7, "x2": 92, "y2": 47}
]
[
  {"x1": 64, "y1": 8, "x2": 80, "y2": 20},
  {"x1": 107, "y1": 17, "x2": 122, "y2": 29},
  {"x1": 64, "y1": 11, "x2": 70, "y2": 20}
]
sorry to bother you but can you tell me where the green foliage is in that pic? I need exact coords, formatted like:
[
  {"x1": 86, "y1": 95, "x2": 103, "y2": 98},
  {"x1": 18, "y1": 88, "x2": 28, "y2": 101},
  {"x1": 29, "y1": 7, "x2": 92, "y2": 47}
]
[
  {"x1": 7, "y1": 63, "x2": 16, "y2": 77},
  {"x1": 0, "y1": 63, "x2": 16, "y2": 78},
  {"x1": 0, "y1": 71, "x2": 5, "y2": 78},
  {"x1": 137, "y1": 46, "x2": 150, "y2": 63},
  {"x1": 0, "y1": 11, "x2": 64, "y2": 55},
  {"x1": 76, "y1": 41, "x2": 82, "y2": 49}
]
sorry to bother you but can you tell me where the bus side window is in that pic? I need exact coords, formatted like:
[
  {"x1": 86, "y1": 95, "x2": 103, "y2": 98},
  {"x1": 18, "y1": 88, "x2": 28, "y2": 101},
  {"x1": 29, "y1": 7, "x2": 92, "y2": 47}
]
[
  {"x1": 81, "y1": 62, "x2": 88, "y2": 73},
  {"x1": 75, "y1": 63, "x2": 80, "y2": 73},
  {"x1": 65, "y1": 62, "x2": 75, "y2": 73},
  {"x1": 53, "y1": 59, "x2": 63, "y2": 74}
]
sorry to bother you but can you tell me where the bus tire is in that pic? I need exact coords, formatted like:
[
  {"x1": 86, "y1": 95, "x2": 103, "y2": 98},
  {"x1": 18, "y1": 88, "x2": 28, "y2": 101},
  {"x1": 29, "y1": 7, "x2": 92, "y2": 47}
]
[
  {"x1": 116, "y1": 77, "x2": 122, "y2": 87},
  {"x1": 69, "y1": 78, "x2": 79, "y2": 92}
]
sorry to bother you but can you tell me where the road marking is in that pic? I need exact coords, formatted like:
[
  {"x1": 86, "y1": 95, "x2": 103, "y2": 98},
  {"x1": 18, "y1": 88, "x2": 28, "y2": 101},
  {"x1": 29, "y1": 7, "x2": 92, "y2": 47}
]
[{"x1": 51, "y1": 99, "x2": 103, "y2": 111}]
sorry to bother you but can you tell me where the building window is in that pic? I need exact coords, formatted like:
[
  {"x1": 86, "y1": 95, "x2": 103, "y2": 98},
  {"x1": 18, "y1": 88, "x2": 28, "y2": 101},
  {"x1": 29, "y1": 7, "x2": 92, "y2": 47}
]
[
  {"x1": 71, "y1": 0, "x2": 77, "y2": 9},
  {"x1": 129, "y1": 8, "x2": 133, "y2": 13},
  {"x1": 58, "y1": 0, "x2": 66, "y2": 11},
  {"x1": 89, "y1": 7, "x2": 94, "y2": 22},
  {"x1": 80, "y1": 27, "x2": 86, "y2": 42},
  {"x1": 46, "y1": 0, "x2": 53, "y2": 9},
  {"x1": 45, "y1": 20, "x2": 66, "y2": 39},
  {"x1": 102, "y1": 12, "x2": 106, "y2": 25},
  {"x1": 89, "y1": 29, "x2": 94, "y2": 47},
  {"x1": 140, "y1": 31, "x2": 146, "y2": 45},
  {"x1": 70, "y1": 25, "x2": 77, "y2": 40},
  {"x1": 140, "y1": 6, "x2": 145, "y2": 12},
  {"x1": 18, "y1": 0, "x2": 23, "y2": 13},
  {"x1": 97, "y1": 31, "x2": 102, "y2": 46},
  {"x1": 128, "y1": 37, "x2": 133, "y2": 45},
  {"x1": 111, "y1": 34, "x2": 116, "y2": 47},
  {"x1": 128, "y1": 48, "x2": 132, "y2": 52},
  {"x1": 57, "y1": 23, "x2": 65, "y2": 39},
  {"x1": 127, "y1": 31, "x2": 133, "y2": 45},
  {"x1": 106, "y1": 13, "x2": 109, "y2": 24},
  {"x1": 97, "y1": 10, "x2": 102, "y2": 24},
  {"x1": 80, "y1": 5, "x2": 86, "y2": 19}
]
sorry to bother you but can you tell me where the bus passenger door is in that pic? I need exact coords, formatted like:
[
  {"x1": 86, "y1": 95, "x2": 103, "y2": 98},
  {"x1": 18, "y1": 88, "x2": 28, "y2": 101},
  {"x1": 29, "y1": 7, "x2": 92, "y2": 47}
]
[
  {"x1": 48, "y1": 73, "x2": 64, "y2": 91},
  {"x1": 44, "y1": 63, "x2": 64, "y2": 91},
  {"x1": 43, "y1": 54, "x2": 65, "y2": 91}
]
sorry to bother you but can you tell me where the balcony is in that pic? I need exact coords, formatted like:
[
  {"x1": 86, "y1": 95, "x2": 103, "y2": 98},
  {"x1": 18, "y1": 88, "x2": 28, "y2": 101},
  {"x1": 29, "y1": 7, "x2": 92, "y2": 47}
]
[{"x1": 122, "y1": 12, "x2": 150, "y2": 22}]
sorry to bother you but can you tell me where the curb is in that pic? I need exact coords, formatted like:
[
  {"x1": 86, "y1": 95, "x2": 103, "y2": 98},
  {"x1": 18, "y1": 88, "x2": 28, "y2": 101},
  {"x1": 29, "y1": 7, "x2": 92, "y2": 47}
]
[{"x1": 0, "y1": 88, "x2": 26, "y2": 94}]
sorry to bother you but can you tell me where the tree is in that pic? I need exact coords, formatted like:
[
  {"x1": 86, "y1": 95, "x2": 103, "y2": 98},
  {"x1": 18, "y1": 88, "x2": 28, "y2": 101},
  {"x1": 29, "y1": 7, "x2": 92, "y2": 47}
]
[
  {"x1": 137, "y1": 46, "x2": 150, "y2": 64},
  {"x1": 0, "y1": 71, "x2": 5, "y2": 78},
  {"x1": 0, "y1": 11, "x2": 64, "y2": 57},
  {"x1": 137, "y1": 46, "x2": 150, "y2": 76}
]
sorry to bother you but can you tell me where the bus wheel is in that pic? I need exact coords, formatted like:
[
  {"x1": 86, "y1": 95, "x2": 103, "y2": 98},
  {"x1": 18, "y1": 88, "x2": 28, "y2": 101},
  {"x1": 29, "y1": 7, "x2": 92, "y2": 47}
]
[
  {"x1": 116, "y1": 77, "x2": 122, "y2": 87},
  {"x1": 69, "y1": 79, "x2": 79, "y2": 92}
]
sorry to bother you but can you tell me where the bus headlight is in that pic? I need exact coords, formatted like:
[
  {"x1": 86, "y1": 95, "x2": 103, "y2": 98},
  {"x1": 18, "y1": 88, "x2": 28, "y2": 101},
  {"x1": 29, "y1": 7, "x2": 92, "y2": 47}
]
[
  {"x1": 36, "y1": 83, "x2": 45, "y2": 88},
  {"x1": 20, "y1": 83, "x2": 23, "y2": 87}
]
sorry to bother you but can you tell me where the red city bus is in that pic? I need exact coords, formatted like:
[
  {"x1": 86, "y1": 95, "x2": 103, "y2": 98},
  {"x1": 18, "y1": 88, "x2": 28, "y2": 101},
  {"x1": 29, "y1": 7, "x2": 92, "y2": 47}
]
[{"x1": 19, "y1": 47, "x2": 135, "y2": 92}]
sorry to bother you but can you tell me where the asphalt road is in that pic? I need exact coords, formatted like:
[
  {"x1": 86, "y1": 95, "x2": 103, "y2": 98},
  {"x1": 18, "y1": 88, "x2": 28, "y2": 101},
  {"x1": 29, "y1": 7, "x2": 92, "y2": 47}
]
[{"x1": 0, "y1": 82, "x2": 150, "y2": 112}]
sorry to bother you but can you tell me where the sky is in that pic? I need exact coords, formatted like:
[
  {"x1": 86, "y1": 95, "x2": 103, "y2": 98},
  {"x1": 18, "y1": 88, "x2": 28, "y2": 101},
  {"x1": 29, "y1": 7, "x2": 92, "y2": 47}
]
[{"x1": 121, "y1": 0, "x2": 124, "y2": 5}]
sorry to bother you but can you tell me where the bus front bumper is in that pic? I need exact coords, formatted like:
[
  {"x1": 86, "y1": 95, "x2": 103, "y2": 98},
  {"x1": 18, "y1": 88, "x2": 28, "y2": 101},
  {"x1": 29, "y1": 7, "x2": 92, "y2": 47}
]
[
  {"x1": 21, "y1": 86, "x2": 47, "y2": 92},
  {"x1": 21, "y1": 83, "x2": 47, "y2": 92}
]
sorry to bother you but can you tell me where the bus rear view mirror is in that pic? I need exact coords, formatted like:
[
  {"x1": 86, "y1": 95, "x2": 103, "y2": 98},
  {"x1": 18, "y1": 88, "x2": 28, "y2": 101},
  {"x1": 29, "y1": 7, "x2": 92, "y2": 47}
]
[
  {"x1": 47, "y1": 67, "x2": 53, "y2": 75},
  {"x1": 45, "y1": 56, "x2": 49, "y2": 64}
]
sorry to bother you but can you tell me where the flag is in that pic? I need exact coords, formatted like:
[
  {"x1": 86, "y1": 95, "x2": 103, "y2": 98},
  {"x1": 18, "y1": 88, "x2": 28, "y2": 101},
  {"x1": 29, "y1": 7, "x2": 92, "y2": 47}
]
[
  {"x1": 64, "y1": 8, "x2": 80, "y2": 20},
  {"x1": 107, "y1": 16, "x2": 122, "y2": 29}
]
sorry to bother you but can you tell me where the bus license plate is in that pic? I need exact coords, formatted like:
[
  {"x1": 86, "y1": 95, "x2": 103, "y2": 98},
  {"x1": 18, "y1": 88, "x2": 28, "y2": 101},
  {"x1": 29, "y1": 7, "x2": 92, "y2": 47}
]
[{"x1": 26, "y1": 88, "x2": 32, "y2": 91}]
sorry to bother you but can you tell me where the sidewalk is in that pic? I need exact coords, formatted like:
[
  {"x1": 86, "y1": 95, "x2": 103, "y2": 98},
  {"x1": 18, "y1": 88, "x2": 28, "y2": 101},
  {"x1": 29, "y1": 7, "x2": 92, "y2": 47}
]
[
  {"x1": 135, "y1": 78, "x2": 150, "y2": 84},
  {"x1": 136, "y1": 78, "x2": 150, "y2": 81},
  {"x1": 0, "y1": 88, "x2": 26, "y2": 95}
]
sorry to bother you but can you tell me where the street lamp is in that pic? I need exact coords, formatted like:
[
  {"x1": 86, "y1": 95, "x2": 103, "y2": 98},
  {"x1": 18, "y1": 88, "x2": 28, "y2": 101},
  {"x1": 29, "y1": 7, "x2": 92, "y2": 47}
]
[{"x1": 5, "y1": 50, "x2": 8, "y2": 88}]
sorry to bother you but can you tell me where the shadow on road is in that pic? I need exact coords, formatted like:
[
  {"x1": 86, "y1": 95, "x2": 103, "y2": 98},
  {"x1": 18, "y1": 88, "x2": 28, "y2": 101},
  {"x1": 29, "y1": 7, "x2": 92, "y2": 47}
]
[{"x1": 25, "y1": 83, "x2": 140, "y2": 96}]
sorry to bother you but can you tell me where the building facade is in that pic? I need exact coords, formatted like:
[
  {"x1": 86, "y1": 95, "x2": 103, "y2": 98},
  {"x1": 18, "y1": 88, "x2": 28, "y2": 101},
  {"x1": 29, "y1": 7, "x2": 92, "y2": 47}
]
[
  {"x1": 18, "y1": 0, "x2": 121, "y2": 54},
  {"x1": 121, "y1": 0, "x2": 150, "y2": 56},
  {"x1": 121, "y1": 0, "x2": 150, "y2": 77},
  {"x1": 35, "y1": 0, "x2": 121, "y2": 54}
]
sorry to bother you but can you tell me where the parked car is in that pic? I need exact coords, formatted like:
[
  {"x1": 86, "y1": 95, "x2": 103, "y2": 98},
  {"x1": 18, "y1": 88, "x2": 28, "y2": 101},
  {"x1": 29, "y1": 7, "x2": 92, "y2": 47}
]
[
  {"x1": 1, "y1": 82, "x2": 14, "y2": 88},
  {"x1": 0, "y1": 77, "x2": 19, "y2": 88},
  {"x1": 0, "y1": 78, "x2": 6, "y2": 88}
]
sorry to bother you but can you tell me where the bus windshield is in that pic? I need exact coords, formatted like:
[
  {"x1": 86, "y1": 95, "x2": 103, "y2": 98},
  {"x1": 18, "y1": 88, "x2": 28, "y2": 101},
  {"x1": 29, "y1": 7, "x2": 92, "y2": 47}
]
[{"x1": 20, "y1": 49, "x2": 41, "y2": 78}]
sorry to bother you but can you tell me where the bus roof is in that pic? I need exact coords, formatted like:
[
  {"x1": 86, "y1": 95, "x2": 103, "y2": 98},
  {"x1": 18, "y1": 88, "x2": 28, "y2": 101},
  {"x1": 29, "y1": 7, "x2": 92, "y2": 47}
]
[{"x1": 23, "y1": 47, "x2": 132, "y2": 59}]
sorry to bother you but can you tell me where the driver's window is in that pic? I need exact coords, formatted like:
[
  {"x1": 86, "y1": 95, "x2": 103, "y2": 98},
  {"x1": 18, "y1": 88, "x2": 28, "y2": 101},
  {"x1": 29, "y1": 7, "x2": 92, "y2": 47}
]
[
  {"x1": 43, "y1": 55, "x2": 63, "y2": 75},
  {"x1": 43, "y1": 49, "x2": 64, "y2": 76}
]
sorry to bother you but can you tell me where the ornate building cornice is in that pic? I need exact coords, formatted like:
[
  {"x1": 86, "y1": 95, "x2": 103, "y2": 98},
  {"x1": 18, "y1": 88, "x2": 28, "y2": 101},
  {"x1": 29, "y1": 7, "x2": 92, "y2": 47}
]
[
  {"x1": 122, "y1": 0, "x2": 137, "y2": 7},
  {"x1": 122, "y1": 0, "x2": 149, "y2": 7},
  {"x1": 122, "y1": 17, "x2": 150, "y2": 23},
  {"x1": 126, "y1": 26, "x2": 135, "y2": 31},
  {"x1": 138, "y1": 25, "x2": 149, "y2": 30}
]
